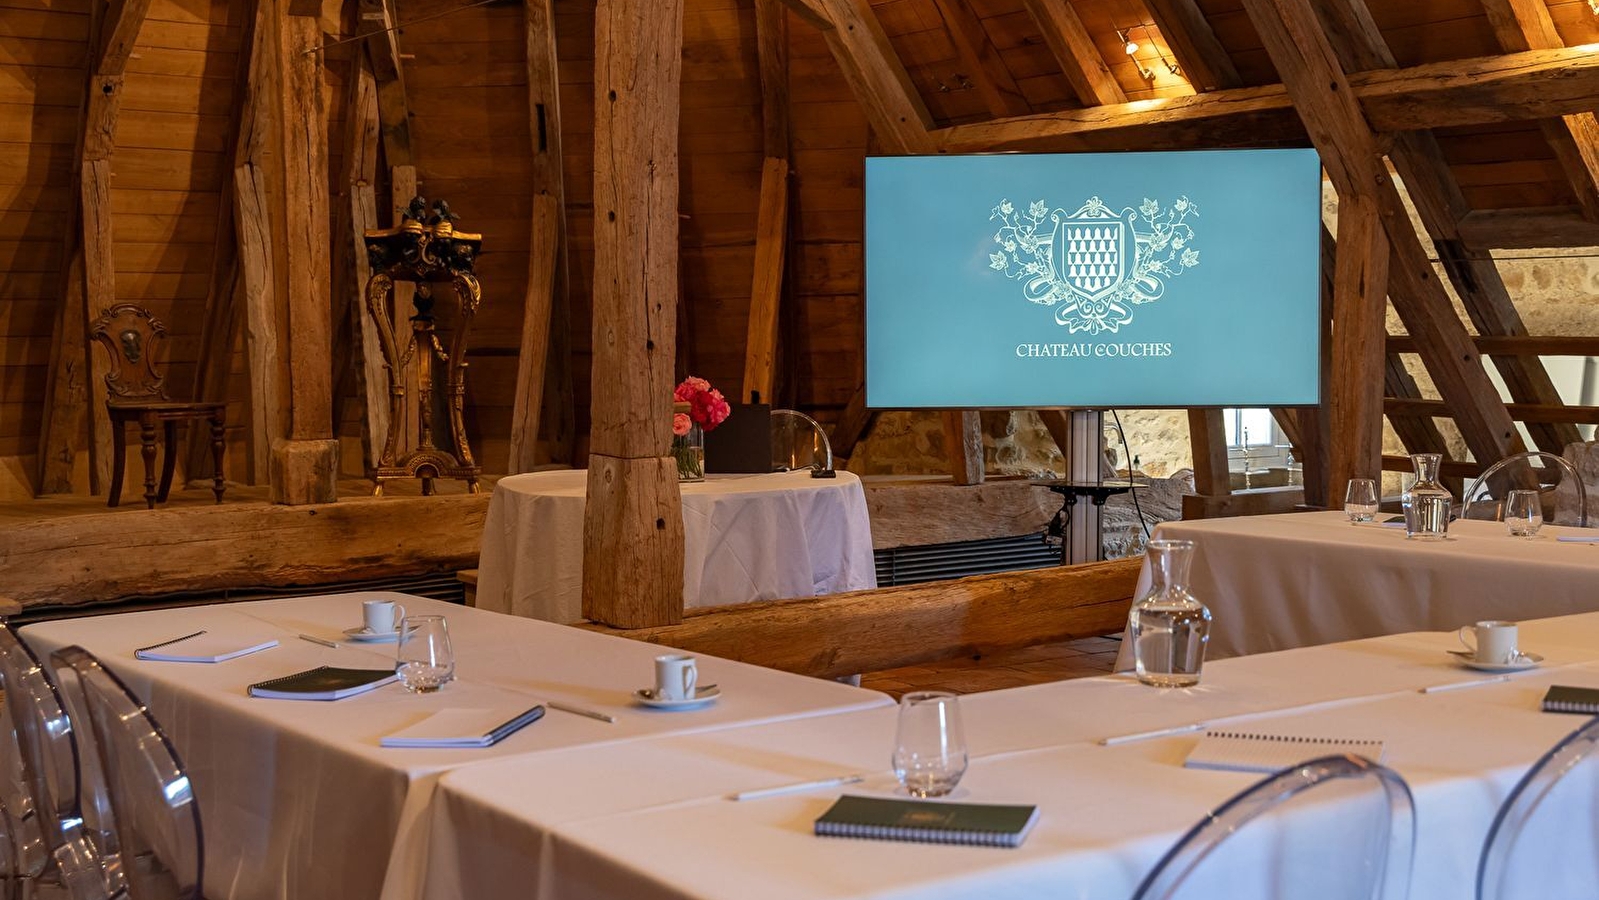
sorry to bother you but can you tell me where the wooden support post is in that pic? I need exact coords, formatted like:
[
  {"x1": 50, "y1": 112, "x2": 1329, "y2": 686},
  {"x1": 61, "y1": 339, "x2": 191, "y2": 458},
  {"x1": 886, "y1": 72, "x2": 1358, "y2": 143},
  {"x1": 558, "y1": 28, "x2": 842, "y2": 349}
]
[
  {"x1": 389, "y1": 166, "x2": 419, "y2": 461},
  {"x1": 943, "y1": 410, "x2": 984, "y2": 485},
  {"x1": 235, "y1": 0, "x2": 281, "y2": 486},
  {"x1": 1327, "y1": 193, "x2": 1388, "y2": 495},
  {"x1": 343, "y1": 47, "x2": 388, "y2": 473},
  {"x1": 37, "y1": 0, "x2": 154, "y2": 495},
  {"x1": 1142, "y1": 0, "x2": 1242, "y2": 92},
  {"x1": 1021, "y1": 0, "x2": 1127, "y2": 106},
  {"x1": 509, "y1": 0, "x2": 574, "y2": 473},
  {"x1": 1241, "y1": 0, "x2": 1520, "y2": 471},
  {"x1": 1314, "y1": 0, "x2": 1579, "y2": 455},
  {"x1": 266, "y1": 5, "x2": 338, "y2": 504},
  {"x1": 936, "y1": 0, "x2": 1032, "y2": 116},
  {"x1": 582, "y1": 0, "x2": 686, "y2": 629},
  {"x1": 1187, "y1": 409, "x2": 1232, "y2": 496}
]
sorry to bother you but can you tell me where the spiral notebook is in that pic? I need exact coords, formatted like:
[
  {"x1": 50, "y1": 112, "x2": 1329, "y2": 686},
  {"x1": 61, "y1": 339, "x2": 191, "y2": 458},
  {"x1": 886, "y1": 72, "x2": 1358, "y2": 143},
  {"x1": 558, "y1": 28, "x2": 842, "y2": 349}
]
[
  {"x1": 814, "y1": 795, "x2": 1039, "y2": 848},
  {"x1": 248, "y1": 666, "x2": 396, "y2": 701},
  {"x1": 1542, "y1": 685, "x2": 1599, "y2": 715},
  {"x1": 1184, "y1": 730, "x2": 1387, "y2": 774}
]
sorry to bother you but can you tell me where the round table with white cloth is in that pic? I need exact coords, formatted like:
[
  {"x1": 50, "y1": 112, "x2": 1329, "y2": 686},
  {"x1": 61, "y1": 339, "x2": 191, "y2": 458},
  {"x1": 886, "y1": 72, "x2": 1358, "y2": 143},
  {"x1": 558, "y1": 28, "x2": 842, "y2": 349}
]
[{"x1": 476, "y1": 469, "x2": 878, "y2": 622}]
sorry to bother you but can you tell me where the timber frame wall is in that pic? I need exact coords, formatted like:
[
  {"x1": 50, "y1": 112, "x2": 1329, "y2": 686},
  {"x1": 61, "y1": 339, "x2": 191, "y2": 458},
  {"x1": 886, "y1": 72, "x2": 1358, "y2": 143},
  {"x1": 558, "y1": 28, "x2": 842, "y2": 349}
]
[{"x1": 4, "y1": 0, "x2": 1599, "y2": 510}]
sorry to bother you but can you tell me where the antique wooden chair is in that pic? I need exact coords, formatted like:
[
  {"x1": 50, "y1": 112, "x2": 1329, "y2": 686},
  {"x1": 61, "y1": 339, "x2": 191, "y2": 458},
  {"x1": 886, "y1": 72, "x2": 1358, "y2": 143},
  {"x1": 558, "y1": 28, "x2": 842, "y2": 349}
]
[{"x1": 89, "y1": 304, "x2": 226, "y2": 509}]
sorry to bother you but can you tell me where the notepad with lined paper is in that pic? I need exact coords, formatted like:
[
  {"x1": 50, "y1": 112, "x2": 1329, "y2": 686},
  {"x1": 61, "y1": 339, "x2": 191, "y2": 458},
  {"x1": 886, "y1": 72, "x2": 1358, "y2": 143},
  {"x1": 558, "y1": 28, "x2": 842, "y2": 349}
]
[
  {"x1": 380, "y1": 706, "x2": 546, "y2": 748},
  {"x1": 135, "y1": 631, "x2": 279, "y2": 663},
  {"x1": 1184, "y1": 731, "x2": 1387, "y2": 774}
]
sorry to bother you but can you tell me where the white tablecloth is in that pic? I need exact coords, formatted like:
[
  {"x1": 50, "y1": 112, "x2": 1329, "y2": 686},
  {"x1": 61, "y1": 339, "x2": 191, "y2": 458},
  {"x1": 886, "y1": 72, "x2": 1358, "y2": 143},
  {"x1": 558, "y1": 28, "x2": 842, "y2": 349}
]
[
  {"x1": 1114, "y1": 510, "x2": 1599, "y2": 671},
  {"x1": 18, "y1": 593, "x2": 892, "y2": 900},
  {"x1": 477, "y1": 469, "x2": 878, "y2": 622},
  {"x1": 425, "y1": 613, "x2": 1599, "y2": 900}
]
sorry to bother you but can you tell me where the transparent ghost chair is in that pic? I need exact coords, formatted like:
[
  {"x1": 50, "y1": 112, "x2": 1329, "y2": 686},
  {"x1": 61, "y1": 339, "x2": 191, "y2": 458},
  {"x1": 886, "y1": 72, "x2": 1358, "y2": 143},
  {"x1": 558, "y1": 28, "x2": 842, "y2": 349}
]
[
  {"x1": 771, "y1": 409, "x2": 833, "y2": 473},
  {"x1": 0, "y1": 626, "x2": 107, "y2": 900},
  {"x1": 1131, "y1": 754, "x2": 1415, "y2": 900},
  {"x1": 49, "y1": 647, "x2": 199, "y2": 900},
  {"x1": 1, "y1": 792, "x2": 21, "y2": 900},
  {"x1": 1461, "y1": 451, "x2": 1587, "y2": 527},
  {"x1": 1477, "y1": 716, "x2": 1599, "y2": 900}
]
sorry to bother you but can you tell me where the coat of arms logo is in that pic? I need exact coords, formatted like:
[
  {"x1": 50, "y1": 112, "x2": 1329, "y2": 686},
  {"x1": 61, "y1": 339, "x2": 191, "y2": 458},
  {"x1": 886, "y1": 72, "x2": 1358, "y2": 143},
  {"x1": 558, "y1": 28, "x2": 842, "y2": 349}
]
[{"x1": 987, "y1": 196, "x2": 1200, "y2": 334}]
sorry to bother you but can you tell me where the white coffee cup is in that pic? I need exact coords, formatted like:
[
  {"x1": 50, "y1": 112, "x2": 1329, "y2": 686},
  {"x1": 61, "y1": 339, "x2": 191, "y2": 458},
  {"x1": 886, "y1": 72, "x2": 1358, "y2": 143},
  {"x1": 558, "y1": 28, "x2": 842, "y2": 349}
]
[
  {"x1": 363, "y1": 599, "x2": 406, "y2": 634},
  {"x1": 654, "y1": 654, "x2": 698, "y2": 701},
  {"x1": 1459, "y1": 620, "x2": 1519, "y2": 664}
]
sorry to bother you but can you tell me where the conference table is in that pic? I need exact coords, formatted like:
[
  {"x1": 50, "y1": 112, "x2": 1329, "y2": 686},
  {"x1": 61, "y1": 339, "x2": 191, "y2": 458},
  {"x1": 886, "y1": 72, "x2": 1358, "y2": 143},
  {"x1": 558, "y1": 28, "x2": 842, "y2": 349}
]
[
  {"x1": 424, "y1": 612, "x2": 1599, "y2": 900},
  {"x1": 476, "y1": 469, "x2": 878, "y2": 622},
  {"x1": 1114, "y1": 510, "x2": 1599, "y2": 671},
  {"x1": 18, "y1": 593, "x2": 893, "y2": 900}
]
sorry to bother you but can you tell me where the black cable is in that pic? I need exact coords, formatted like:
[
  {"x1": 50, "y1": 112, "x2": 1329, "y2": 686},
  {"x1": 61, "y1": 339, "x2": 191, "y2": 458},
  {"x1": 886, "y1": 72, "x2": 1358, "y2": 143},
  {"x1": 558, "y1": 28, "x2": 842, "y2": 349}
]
[{"x1": 1110, "y1": 409, "x2": 1153, "y2": 543}]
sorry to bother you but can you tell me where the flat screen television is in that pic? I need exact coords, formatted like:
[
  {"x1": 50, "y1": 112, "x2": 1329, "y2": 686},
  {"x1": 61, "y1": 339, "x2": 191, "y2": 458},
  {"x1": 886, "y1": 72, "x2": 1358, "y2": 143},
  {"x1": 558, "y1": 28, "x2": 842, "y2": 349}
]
[{"x1": 864, "y1": 149, "x2": 1323, "y2": 409}]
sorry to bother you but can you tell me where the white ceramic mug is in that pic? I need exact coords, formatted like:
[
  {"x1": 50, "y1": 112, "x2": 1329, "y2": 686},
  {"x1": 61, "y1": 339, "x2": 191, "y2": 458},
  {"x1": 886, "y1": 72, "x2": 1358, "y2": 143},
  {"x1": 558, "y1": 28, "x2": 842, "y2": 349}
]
[
  {"x1": 654, "y1": 654, "x2": 698, "y2": 701},
  {"x1": 1459, "y1": 620, "x2": 1519, "y2": 664},
  {"x1": 363, "y1": 599, "x2": 406, "y2": 634}
]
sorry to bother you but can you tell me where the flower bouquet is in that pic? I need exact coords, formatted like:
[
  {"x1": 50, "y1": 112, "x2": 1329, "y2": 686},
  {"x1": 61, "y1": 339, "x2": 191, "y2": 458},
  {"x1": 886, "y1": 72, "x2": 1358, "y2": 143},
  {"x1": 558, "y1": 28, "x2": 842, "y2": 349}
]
[{"x1": 671, "y1": 376, "x2": 730, "y2": 482}]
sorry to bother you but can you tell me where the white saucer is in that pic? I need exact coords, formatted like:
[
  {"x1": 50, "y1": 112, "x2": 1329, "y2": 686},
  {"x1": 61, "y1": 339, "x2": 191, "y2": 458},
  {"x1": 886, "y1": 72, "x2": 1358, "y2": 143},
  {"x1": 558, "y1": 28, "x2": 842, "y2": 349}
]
[
  {"x1": 633, "y1": 686, "x2": 721, "y2": 709},
  {"x1": 1448, "y1": 649, "x2": 1543, "y2": 672},
  {"x1": 343, "y1": 626, "x2": 401, "y2": 644}
]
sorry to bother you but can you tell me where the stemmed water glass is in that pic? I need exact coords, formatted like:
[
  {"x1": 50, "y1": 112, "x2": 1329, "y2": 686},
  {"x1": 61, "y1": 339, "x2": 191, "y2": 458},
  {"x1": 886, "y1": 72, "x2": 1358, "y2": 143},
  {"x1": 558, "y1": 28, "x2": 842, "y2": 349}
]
[
  {"x1": 1505, "y1": 489, "x2": 1543, "y2": 538},
  {"x1": 396, "y1": 615, "x2": 455, "y2": 693},
  {"x1": 892, "y1": 691, "x2": 968, "y2": 798},
  {"x1": 1345, "y1": 478, "x2": 1379, "y2": 523}
]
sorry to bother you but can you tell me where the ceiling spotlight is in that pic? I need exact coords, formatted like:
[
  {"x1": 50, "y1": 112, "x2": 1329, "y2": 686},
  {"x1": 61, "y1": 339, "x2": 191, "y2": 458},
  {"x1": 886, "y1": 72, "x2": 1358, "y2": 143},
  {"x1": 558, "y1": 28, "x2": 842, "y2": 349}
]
[{"x1": 1125, "y1": 39, "x2": 1139, "y2": 55}]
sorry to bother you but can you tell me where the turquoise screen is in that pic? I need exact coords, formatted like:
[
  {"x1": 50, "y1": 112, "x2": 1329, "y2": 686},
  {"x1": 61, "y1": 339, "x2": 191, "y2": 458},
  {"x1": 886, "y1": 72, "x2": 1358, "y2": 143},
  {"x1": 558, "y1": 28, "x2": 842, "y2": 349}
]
[{"x1": 864, "y1": 149, "x2": 1323, "y2": 408}]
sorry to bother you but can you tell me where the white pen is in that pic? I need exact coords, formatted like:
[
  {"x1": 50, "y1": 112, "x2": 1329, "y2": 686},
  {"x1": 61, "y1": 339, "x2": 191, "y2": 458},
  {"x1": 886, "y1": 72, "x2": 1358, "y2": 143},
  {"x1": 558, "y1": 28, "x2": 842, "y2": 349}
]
[
  {"x1": 1099, "y1": 722, "x2": 1207, "y2": 746},
  {"x1": 1419, "y1": 674, "x2": 1511, "y2": 694},
  {"x1": 730, "y1": 774, "x2": 865, "y2": 801},
  {"x1": 298, "y1": 634, "x2": 339, "y2": 648},
  {"x1": 546, "y1": 701, "x2": 616, "y2": 724},
  {"x1": 1556, "y1": 536, "x2": 1599, "y2": 543}
]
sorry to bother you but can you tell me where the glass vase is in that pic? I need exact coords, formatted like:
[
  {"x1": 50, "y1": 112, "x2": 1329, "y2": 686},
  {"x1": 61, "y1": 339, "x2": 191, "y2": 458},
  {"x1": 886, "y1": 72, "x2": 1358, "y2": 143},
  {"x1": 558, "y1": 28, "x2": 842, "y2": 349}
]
[
  {"x1": 1403, "y1": 452, "x2": 1452, "y2": 541},
  {"x1": 1129, "y1": 539, "x2": 1211, "y2": 687},
  {"x1": 672, "y1": 422, "x2": 704, "y2": 482}
]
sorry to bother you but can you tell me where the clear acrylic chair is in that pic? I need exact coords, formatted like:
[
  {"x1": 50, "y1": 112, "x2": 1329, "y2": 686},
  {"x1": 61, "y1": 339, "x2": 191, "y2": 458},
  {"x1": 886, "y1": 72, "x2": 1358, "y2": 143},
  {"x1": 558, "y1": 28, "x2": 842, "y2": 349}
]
[
  {"x1": 1477, "y1": 717, "x2": 1599, "y2": 900},
  {"x1": 49, "y1": 647, "x2": 200, "y2": 900},
  {"x1": 1461, "y1": 451, "x2": 1587, "y2": 527},
  {"x1": 1131, "y1": 754, "x2": 1414, "y2": 900},
  {"x1": 771, "y1": 408, "x2": 833, "y2": 473},
  {"x1": 0, "y1": 626, "x2": 109, "y2": 900}
]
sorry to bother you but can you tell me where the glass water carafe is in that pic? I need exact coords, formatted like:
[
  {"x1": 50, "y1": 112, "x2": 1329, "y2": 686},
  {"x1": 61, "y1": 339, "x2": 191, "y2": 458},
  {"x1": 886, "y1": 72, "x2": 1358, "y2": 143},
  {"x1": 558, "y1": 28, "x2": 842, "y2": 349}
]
[
  {"x1": 1403, "y1": 453, "x2": 1453, "y2": 541},
  {"x1": 1130, "y1": 539, "x2": 1212, "y2": 687}
]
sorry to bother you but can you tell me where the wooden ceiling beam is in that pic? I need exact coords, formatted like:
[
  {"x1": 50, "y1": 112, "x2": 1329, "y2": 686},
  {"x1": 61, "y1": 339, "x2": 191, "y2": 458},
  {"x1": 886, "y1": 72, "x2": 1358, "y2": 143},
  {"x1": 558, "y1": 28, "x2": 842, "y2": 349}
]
[
  {"x1": 1021, "y1": 0, "x2": 1126, "y2": 107},
  {"x1": 1141, "y1": 0, "x2": 1242, "y2": 91},
  {"x1": 1457, "y1": 206, "x2": 1599, "y2": 249},
  {"x1": 1479, "y1": 0, "x2": 1599, "y2": 223},
  {"x1": 935, "y1": 46, "x2": 1599, "y2": 154},
  {"x1": 1387, "y1": 397, "x2": 1599, "y2": 426},
  {"x1": 1241, "y1": 0, "x2": 1521, "y2": 469},
  {"x1": 937, "y1": 0, "x2": 1032, "y2": 116},
  {"x1": 800, "y1": 0, "x2": 934, "y2": 154},
  {"x1": 1389, "y1": 335, "x2": 1599, "y2": 356}
]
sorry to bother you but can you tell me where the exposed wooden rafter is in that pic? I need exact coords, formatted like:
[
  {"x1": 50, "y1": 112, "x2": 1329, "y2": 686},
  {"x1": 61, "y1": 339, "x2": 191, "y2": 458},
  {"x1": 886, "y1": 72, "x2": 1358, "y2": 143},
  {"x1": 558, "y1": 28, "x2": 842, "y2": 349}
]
[
  {"x1": 1478, "y1": 0, "x2": 1599, "y2": 223},
  {"x1": 1240, "y1": 0, "x2": 1521, "y2": 471},
  {"x1": 1314, "y1": 0, "x2": 1580, "y2": 454},
  {"x1": 1141, "y1": 0, "x2": 1242, "y2": 92},
  {"x1": 935, "y1": 46, "x2": 1599, "y2": 154},
  {"x1": 1457, "y1": 207, "x2": 1599, "y2": 249},
  {"x1": 36, "y1": 0, "x2": 154, "y2": 495},
  {"x1": 341, "y1": 46, "x2": 388, "y2": 474},
  {"x1": 935, "y1": 0, "x2": 1032, "y2": 116},
  {"x1": 1022, "y1": 0, "x2": 1126, "y2": 107},
  {"x1": 798, "y1": 0, "x2": 935, "y2": 154}
]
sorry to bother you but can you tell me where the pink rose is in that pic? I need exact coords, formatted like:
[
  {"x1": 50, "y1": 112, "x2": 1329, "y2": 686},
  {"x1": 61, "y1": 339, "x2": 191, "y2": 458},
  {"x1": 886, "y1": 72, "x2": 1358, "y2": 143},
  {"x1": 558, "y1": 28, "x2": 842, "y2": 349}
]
[
  {"x1": 672, "y1": 412, "x2": 692, "y2": 437},
  {"x1": 692, "y1": 389, "x2": 731, "y2": 431},
  {"x1": 674, "y1": 376, "x2": 712, "y2": 402}
]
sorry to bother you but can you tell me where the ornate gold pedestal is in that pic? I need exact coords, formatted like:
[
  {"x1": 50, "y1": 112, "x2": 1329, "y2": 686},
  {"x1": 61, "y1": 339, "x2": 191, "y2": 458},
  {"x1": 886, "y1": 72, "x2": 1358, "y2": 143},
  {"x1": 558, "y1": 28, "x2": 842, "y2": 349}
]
[{"x1": 363, "y1": 199, "x2": 483, "y2": 496}]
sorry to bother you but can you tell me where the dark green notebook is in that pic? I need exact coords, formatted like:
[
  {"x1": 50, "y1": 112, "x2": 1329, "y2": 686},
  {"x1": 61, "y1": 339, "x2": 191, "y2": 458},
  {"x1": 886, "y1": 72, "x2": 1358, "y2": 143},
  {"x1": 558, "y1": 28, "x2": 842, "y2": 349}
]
[
  {"x1": 248, "y1": 666, "x2": 397, "y2": 701},
  {"x1": 814, "y1": 795, "x2": 1039, "y2": 848},
  {"x1": 1543, "y1": 685, "x2": 1599, "y2": 715}
]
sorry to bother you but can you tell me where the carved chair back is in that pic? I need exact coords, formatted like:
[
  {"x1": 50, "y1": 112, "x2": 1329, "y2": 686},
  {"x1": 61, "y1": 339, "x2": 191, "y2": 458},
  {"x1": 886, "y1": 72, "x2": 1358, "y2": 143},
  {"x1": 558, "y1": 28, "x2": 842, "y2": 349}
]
[{"x1": 89, "y1": 304, "x2": 168, "y2": 404}]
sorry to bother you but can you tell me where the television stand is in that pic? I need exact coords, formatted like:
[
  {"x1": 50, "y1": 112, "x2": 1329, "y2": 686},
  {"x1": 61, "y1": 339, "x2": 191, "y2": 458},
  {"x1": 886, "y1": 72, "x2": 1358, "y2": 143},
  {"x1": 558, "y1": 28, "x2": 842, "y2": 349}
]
[{"x1": 1033, "y1": 479, "x2": 1139, "y2": 564}]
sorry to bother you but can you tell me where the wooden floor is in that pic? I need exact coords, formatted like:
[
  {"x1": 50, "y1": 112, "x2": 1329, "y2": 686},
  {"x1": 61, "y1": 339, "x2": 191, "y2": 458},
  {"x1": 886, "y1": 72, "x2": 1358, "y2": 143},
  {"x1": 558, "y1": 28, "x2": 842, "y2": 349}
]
[{"x1": 861, "y1": 635, "x2": 1122, "y2": 697}]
